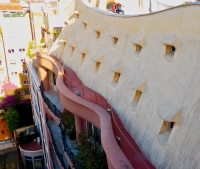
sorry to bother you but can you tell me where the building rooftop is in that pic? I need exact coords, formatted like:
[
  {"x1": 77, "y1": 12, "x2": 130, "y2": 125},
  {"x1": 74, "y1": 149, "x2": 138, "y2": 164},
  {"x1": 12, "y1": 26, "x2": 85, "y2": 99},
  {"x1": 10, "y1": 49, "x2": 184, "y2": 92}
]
[
  {"x1": 20, "y1": 142, "x2": 42, "y2": 151},
  {"x1": 0, "y1": 3, "x2": 23, "y2": 11}
]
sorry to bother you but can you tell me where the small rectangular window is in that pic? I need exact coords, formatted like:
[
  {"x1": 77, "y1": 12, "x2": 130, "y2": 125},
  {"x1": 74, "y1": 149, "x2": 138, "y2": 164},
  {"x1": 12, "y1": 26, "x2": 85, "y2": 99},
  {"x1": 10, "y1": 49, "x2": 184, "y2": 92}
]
[
  {"x1": 171, "y1": 46, "x2": 176, "y2": 53},
  {"x1": 113, "y1": 37, "x2": 118, "y2": 45},
  {"x1": 25, "y1": 89, "x2": 30, "y2": 95},
  {"x1": 113, "y1": 72, "x2": 120, "y2": 83},
  {"x1": 168, "y1": 122, "x2": 174, "y2": 131},
  {"x1": 24, "y1": 80, "x2": 29, "y2": 85}
]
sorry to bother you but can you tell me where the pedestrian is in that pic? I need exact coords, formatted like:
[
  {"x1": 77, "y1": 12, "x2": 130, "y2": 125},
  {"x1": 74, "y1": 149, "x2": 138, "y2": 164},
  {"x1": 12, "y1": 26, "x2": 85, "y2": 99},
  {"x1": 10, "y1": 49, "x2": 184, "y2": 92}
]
[
  {"x1": 116, "y1": 2, "x2": 125, "y2": 15},
  {"x1": 111, "y1": 3, "x2": 116, "y2": 13}
]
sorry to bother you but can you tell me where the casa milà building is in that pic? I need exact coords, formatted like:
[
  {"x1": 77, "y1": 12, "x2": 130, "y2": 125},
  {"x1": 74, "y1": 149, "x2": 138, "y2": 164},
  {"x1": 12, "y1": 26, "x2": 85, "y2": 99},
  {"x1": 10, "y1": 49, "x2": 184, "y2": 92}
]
[{"x1": 26, "y1": 0, "x2": 200, "y2": 168}]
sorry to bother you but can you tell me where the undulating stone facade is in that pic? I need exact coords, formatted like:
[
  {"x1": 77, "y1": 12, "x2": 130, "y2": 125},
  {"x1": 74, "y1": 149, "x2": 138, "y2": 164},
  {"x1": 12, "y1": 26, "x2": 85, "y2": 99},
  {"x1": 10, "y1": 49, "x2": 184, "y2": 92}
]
[{"x1": 49, "y1": 1, "x2": 200, "y2": 168}]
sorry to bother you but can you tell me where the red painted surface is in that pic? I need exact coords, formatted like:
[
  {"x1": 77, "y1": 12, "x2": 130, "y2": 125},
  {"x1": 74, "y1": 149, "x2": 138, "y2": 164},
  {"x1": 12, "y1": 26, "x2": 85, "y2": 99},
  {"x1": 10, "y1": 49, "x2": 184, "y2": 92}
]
[
  {"x1": 111, "y1": 112, "x2": 155, "y2": 169},
  {"x1": 0, "y1": 119, "x2": 12, "y2": 141},
  {"x1": 20, "y1": 142, "x2": 42, "y2": 151},
  {"x1": 37, "y1": 52, "x2": 155, "y2": 169}
]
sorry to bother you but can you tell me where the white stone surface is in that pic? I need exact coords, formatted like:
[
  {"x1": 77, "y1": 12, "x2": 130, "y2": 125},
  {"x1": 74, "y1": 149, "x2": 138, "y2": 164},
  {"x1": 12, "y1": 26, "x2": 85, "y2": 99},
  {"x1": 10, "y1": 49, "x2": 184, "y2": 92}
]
[{"x1": 49, "y1": 1, "x2": 200, "y2": 168}]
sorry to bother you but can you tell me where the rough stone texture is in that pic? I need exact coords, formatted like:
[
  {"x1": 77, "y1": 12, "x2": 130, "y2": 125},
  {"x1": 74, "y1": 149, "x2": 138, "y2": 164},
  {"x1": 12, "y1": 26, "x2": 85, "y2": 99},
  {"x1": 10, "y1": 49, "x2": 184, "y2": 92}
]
[{"x1": 49, "y1": 1, "x2": 200, "y2": 168}]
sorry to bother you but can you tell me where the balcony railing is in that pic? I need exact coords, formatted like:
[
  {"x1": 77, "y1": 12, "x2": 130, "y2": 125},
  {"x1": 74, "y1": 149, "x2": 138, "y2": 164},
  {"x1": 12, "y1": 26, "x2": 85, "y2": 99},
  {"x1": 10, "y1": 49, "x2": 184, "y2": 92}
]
[
  {"x1": 59, "y1": 122, "x2": 84, "y2": 169},
  {"x1": 49, "y1": 148, "x2": 55, "y2": 169},
  {"x1": 40, "y1": 84, "x2": 62, "y2": 119},
  {"x1": 18, "y1": 133, "x2": 39, "y2": 145},
  {"x1": 47, "y1": 121, "x2": 68, "y2": 169}
]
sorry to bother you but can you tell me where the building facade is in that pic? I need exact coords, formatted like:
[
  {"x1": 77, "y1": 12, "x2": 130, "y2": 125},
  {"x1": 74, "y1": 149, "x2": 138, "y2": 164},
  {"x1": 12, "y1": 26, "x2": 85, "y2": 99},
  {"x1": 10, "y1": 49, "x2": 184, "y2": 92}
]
[
  {"x1": 0, "y1": 3, "x2": 31, "y2": 98},
  {"x1": 26, "y1": 0, "x2": 200, "y2": 169}
]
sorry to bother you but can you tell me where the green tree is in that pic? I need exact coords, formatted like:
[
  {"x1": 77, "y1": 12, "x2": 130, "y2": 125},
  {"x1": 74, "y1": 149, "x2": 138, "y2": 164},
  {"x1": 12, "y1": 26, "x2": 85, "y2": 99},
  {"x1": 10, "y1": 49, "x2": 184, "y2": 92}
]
[
  {"x1": 5, "y1": 108, "x2": 20, "y2": 136},
  {"x1": 73, "y1": 130, "x2": 108, "y2": 169},
  {"x1": 26, "y1": 41, "x2": 37, "y2": 58}
]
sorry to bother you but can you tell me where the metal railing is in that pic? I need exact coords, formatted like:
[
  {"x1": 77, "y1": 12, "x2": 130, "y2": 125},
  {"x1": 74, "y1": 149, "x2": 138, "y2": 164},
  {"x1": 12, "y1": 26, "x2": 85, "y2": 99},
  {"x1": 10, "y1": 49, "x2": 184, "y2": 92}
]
[
  {"x1": 59, "y1": 122, "x2": 84, "y2": 169},
  {"x1": 59, "y1": 123, "x2": 75, "y2": 162},
  {"x1": 40, "y1": 83, "x2": 62, "y2": 119},
  {"x1": 47, "y1": 122, "x2": 67, "y2": 169},
  {"x1": 49, "y1": 148, "x2": 55, "y2": 169}
]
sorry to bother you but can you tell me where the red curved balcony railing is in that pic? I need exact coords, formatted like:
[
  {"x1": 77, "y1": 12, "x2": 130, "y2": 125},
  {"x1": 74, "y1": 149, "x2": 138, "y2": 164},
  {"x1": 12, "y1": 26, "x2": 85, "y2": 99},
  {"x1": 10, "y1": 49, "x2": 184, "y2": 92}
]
[{"x1": 37, "y1": 51, "x2": 154, "y2": 169}]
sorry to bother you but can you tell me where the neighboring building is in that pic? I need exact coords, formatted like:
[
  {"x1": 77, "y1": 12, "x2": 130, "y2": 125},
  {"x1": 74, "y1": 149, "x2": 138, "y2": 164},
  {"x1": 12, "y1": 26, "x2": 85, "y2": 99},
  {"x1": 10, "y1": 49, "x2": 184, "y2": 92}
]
[
  {"x1": 14, "y1": 125, "x2": 43, "y2": 169},
  {"x1": 0, "y1": 3, "x2": 31, "y2": 98}
]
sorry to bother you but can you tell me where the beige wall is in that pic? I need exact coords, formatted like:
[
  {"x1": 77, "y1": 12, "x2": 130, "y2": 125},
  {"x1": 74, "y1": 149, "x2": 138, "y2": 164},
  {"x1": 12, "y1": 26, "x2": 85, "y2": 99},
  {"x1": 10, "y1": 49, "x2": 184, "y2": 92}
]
[
  {"x1": 49, "y1": 0, "x2": 200, "y2": 168},
  {"x1": 0, "y1": 15, "x2": 31, "y2": 96}
]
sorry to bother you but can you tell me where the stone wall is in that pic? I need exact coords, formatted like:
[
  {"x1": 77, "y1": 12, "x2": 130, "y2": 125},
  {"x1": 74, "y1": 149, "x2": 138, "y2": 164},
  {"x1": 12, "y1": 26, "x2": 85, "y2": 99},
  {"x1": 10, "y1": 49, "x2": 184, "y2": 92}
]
[{"x1": 49, "y1": 1, "x2": 200, "y2": 168}]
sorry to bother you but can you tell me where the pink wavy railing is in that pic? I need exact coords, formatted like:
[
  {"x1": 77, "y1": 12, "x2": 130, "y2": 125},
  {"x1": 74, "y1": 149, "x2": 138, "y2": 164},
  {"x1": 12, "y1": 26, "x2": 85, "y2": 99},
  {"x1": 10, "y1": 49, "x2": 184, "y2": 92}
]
[
  {"x1": 36, "y1": 52, "x2": 133, "y2": 169},
  {"x1": 62, "y1": 65, "x2": 154, "y2": 169}
]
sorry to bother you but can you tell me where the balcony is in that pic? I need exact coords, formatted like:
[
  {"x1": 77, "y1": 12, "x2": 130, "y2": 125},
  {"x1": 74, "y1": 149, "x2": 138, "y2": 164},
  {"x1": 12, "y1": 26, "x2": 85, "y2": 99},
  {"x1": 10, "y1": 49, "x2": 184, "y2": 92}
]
[
  {"x1": 14, "y1": 125, "x2": 44, "y2": 169},
  {"x1": 40, "y1": 86, "x2": 63, "y2": 119},
  {"x1": 50, "y1": 144, "x2": 61, "y2": 169},
  {"x1": 47, "y1": 121, "x2": 68, "y2": 169},
  {"x1": 37, "y1": 53, "x2": 155, "y2": 169},
  {"x1": 15, "y1": 125, "x2": 39, "y2": 145}
]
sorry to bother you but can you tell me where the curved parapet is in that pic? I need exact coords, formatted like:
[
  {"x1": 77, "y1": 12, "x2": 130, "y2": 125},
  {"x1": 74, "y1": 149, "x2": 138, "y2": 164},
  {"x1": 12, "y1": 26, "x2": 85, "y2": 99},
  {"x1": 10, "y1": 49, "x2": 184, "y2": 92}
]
[{"x1": 37, "y1": 51, "x2": 134, "y2": 169}]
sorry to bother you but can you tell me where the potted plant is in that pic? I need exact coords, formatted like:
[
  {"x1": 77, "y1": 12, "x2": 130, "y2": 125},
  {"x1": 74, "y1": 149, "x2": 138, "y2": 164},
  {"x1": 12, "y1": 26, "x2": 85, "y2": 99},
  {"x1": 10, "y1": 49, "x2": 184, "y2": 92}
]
[
  {"x1": 73, "y1": 130, "x2": 108, "y2": 169},
  {"x1": 61, "y1": 111, "x2": 76, "y2": 141},
  {"x1": 68, "y1": 128, "x2": 76, "y2": 140}
]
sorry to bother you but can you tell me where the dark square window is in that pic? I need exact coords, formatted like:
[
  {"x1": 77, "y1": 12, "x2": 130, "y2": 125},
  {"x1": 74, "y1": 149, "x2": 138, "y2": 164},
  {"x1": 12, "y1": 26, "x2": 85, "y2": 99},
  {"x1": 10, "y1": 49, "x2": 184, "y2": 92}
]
[
  {"x1": 168, "y1": 122, "x2": 174, "y2": 131},
  {"x1": 171, "y1": 46, "x2": 176, "y2": 53}
]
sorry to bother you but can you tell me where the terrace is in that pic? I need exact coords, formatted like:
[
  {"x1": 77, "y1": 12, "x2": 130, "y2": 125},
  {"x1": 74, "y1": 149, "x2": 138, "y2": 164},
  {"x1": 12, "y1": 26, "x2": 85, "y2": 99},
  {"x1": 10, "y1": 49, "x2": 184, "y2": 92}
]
[
  {"x1": 14, "y1": 125, "x2": 44, "y2": 169},
  {"x1": 38, "y1": 53, "x2": 154, "y2": 169}
]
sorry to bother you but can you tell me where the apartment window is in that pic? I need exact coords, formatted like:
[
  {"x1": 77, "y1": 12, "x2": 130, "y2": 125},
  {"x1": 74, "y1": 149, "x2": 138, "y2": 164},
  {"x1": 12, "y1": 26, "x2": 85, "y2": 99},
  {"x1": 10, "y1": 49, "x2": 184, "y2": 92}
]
[
  {"x1": 25, "y1": 156, "x2": 44, "y2": 169},
  {"x1": 113, "y1": 72, "x2": 120, "y2": 83},
  {"x1": 10, "y1": 61, "x2": 16, "y2": 65},
  {"x1": 76, "y1": 13, "x2": 79, "y2": 19},
  {"x1": 24, "y1": 80, "x2": 29, "y2": 85},
  {"x1": 132, "y1": 90, "x2": 142, "y2": 110},
  {"x1": 168, "y1": 122, "x2": 174, "y2": 131},
  {"x1": 94, "y1": 62, "x2": 101, "y2": 72},
  {"x1": 81, "y1": 53, "x2": 86, "y2": 63},
  {"x1": 25, "y1": 89, "x2": 30, "y2": 95},
  {"x1": 113, "y1": 37, "x2": 118, "y2": 45},
  {"x1": 135, "y1": 44, "x2": 142, "y2": 52},
  {"x1": 96, "y1": 31, "x2": 100, "y2": 39},
  {"x1": 11, "y1": 72, "x2": 17, "y2": 75},
  {"x1": 21, "y1": 59, "x2": 25, "y2": 63},
  {"x1": 158, "y1": 121, "x2": 176, "y2": 146},
  {"x1": 23, "y1": 70, "x2": 27, "y2": 73},
  {"x1": 170, "y1": 46, "x2": 176, "y2": 53},
  {"x1": 53, "y1": 73, "x2": 56, "y2": 85},
  {"x1": 71, "y1": 46, "x2": 75, "y2": 55},
  {"x1": 165, "y1": 45, "x2": 176, "y2": 54},
  {"x1": 8, "y1": 49, "x2": 14, "y2": 53},
  {"x1": 22, "y1": 70, "x2": 28, "y2": 76},
  {"x1": 164, "y1": 45, "x2": 176, "y2": 62},
  {"x1": 83, "y1": 22, "x2": 87, "y2": 30},
  {"x1": 19, "y1": 48, "x2": 25, "y2": 52}
]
